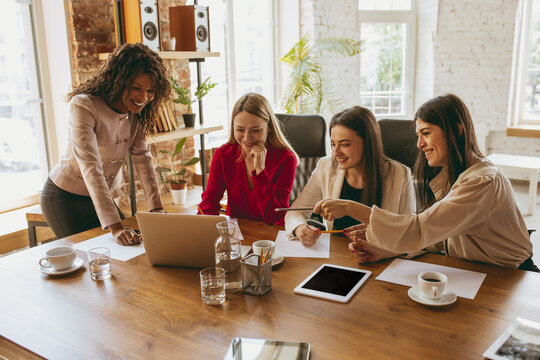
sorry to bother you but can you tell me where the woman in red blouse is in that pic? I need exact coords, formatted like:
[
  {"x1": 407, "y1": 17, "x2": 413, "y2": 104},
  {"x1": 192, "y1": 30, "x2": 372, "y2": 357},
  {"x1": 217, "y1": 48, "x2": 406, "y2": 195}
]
[{"x1": 198, "y1": 93, "x2": 298, "y2": 225}]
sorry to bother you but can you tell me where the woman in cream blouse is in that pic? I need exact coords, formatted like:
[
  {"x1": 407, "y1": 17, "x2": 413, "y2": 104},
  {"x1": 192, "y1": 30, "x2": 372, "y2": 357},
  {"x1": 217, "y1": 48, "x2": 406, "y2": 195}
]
[
  {"x1": 315, "y1": 94, "x2": 536, "y2": 270},
  {"x1": 41, "y1": 43, "x2": 169, "y2": 245},
  {"x1": 285, "y1": 106, "x2": 415, "y2": 246}
]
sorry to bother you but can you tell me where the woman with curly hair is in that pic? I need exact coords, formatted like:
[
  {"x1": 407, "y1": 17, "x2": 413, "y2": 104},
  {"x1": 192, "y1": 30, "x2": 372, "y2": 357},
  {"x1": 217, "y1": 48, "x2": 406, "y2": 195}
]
[{"x1": 41, "y1": 43, "x2": 170, "y2": 245}]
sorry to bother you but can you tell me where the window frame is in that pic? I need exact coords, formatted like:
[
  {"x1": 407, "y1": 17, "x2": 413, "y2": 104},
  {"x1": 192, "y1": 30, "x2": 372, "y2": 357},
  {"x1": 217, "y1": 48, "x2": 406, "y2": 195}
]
[
  {"x1": 508, "y1": 0, "x2": 540, "y2": 136},
  {"x1": 357, "y1": 9, "x2": 417, "y2": 120}
]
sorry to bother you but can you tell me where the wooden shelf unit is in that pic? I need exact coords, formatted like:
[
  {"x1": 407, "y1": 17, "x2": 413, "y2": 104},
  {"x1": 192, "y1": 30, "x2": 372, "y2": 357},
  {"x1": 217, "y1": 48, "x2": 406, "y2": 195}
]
[
  {"x1": 97, "y1": 51, "x2": 220, "y2": 61},
  {"x1": 146, "y1": 124, "x2": 222, "y2": 144}
]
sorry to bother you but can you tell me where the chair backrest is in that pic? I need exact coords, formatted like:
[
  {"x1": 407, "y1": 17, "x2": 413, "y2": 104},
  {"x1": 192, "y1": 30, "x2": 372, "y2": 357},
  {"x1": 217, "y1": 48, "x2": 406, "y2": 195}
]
[
  {"x1": 275, "y1": 113, "x2": 327, "y2": 203},
  {"x1": 378, "y1": 119, "x2": 419, "y2": 170}
]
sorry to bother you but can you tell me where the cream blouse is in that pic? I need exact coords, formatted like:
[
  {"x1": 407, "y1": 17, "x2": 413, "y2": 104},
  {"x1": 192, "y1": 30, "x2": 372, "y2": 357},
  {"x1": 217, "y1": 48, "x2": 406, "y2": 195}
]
[
  {"x1": 285, "y1": 156, "x2": 415, "y2": 236},
  {"x1": 367, "y1": 157, "x2": 533, "y2": 268}
]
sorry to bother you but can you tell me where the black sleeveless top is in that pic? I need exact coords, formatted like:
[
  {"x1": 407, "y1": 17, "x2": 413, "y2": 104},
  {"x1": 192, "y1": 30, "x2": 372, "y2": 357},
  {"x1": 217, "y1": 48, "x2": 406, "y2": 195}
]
[{"x1": 333, "y1": 177, "x2": 364, "y2": 231}]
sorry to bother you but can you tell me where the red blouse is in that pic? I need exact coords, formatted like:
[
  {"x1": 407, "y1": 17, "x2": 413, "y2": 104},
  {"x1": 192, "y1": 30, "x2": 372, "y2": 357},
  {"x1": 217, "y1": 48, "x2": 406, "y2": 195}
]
[{"x1": 199, "y1": 142, "x2": 297, "y2": 225}]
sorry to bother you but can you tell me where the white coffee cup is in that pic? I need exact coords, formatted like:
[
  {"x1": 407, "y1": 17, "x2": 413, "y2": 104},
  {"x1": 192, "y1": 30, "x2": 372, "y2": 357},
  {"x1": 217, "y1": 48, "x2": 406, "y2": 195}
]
[
  {"x1": 162, "y1": 37, "x2": 176, "y2": 51},
  {"x1": 418, "y1": 271, "x2": 447, "y2": 300},
  {"x1": 252, "y1": 240, "x2": 276, "y2": 259},
  {"x1": 39, "y1": 246, "x2": 77, "y2": 271}
]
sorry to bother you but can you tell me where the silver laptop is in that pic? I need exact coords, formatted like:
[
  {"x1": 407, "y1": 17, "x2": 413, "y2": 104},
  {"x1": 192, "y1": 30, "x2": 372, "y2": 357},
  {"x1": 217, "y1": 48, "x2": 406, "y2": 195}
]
[{"x1": 136, "y1": 212, "x2": 226, "y2": 268}]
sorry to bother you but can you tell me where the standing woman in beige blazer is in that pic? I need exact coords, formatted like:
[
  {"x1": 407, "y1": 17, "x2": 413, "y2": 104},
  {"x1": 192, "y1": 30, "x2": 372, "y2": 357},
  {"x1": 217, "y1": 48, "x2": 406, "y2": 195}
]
[
  {"x1": 315, "y1": 94, "x2": 536, "y2": 270},
  {"x1": 285, "y1": 106, "x2": 415, "y2": 246},
  {"x1": 41, "y1": 43, "x2": 169, "y2": 245}
]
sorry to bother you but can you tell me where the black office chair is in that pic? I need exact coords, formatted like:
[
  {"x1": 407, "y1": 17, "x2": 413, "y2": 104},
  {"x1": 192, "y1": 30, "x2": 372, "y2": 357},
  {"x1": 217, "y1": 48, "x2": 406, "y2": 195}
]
[
  {"x1": 378, "y1": 119, "x2": 419, "y2": 170},
  {"x1": 276, "y1": 114, "x2": 327, "y2": 204}
]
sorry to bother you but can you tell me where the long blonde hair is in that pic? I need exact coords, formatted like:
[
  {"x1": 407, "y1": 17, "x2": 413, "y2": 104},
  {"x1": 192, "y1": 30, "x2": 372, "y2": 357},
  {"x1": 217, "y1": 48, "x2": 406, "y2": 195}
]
[{"x1": 227, "y1": 93, "x2": 299, "y2": 161}]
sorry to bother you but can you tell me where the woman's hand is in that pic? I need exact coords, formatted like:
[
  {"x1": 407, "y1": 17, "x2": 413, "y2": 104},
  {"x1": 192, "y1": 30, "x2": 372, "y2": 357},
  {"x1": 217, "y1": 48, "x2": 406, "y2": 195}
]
[
  {"x1": 294, "y1": 224, "x2": 321, "y2": 247},
  {"x1": 344, "y1": 223, "x2": 368, "y2": 240},
  {"x1": 249, "y1": 143, "x2": 267, "y2": 174},
  {"x1": 313, "y1": 199, "x2": 355, "y2": 221},
  {"x1": 108, "y1": 222, "x2": 141, "y2": 246},
  {"x1": 348, "y1": 238, "x2": 396, "y2": 263}
]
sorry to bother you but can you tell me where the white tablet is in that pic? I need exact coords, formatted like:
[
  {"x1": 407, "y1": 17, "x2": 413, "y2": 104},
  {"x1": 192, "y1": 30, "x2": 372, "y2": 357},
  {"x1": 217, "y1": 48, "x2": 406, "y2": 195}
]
[{"x1": 294, "y1": 264, "x2": 371, "y2": 303}]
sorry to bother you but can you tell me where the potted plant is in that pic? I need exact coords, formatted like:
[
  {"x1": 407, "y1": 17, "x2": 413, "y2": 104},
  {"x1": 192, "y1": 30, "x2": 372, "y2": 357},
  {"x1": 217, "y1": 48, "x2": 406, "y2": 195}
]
[
  {"x1": 156, "y1": 137, "x2": 200, "y2": 204},
  {"x1": 280, "y1": 33, "x2": 362, "y2": 115},
  {"x1": 170, "y1": 76, "x2": 217, "y2": 127}
]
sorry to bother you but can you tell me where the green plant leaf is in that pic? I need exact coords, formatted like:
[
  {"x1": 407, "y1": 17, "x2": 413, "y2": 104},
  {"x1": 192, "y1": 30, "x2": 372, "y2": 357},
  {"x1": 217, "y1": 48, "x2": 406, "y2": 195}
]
[
  {"x1": 174, "y1": 169, "x2": 187, "y2": 176},
  {"x1": 279, "y1": 33, "x2": 362, "y2": 114},
  {"x1": 158, "y1": 149, "x2": 171, "y2": 154},
  {"x1": 155, "y1": 166, "x2": 171, "y2": 173},
  {"x1": 179, "y1": 157, "x2": 200, "y2": 167},
  {"x1": 195, "y1": 77, "x2": 217, "y2": 101},
  {"x1": 173, "y1": 137, "x2": 187, "y2": 157}
]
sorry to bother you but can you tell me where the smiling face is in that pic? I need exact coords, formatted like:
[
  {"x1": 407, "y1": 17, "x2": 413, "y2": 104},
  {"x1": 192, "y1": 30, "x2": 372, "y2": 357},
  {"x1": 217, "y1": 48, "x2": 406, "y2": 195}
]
[
  {"x1": 330, "y1": 125, "x2": 365, "y2": 170},
  {"x1": 111, "y1": 73, "x2": 156, "y2": 114},
  {"x1": 416, "y1": 117, "x2": 449, "y2": 168},
  {"x1": 233, "y1": 111, "x2": 269, "y2": 153}
]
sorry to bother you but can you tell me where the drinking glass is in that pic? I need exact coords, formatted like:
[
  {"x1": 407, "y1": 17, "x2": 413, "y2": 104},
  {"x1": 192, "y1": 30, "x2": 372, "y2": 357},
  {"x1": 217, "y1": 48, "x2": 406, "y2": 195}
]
[
  {"x1": 88, "y1": 247, "x2": 111, "y2": 280},
  {"x1": 200, "y1": 267, "x2": 226, "y2": 305}
]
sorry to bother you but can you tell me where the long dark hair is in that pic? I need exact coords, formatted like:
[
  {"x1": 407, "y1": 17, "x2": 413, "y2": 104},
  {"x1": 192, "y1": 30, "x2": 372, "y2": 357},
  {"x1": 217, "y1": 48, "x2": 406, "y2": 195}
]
[
  {"x1": 413, "y1": 94, "x2": 484, "y2": 211},
  {"x1": 67, "y1": 43, "x2": 170, "y2": 135},
  {"x1": 329, "y1": 106, "x2": 386, "y2": 208}
]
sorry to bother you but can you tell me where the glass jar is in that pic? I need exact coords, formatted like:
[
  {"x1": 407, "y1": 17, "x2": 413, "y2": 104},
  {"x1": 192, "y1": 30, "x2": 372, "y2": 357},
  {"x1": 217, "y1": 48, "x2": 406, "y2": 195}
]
[{"x1": 215, "y1": 221, "x2": 242, "y2": 291}]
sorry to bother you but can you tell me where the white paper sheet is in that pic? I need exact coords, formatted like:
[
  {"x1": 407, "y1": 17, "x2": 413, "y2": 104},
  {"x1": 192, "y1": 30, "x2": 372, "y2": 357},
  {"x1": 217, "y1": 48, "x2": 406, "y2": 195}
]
[
  {"x1": 73, "y1": 233, "x2": 146, "y2": 261},
  {"x1": 274, "y1": 230, "x2": 330, "y2": 258},
  {"x1": 376, "y1": 258, "x2": 487, "y2": 299},
  {"x1": 240, "y1": 245, "x2": 251, "y2": 258}
]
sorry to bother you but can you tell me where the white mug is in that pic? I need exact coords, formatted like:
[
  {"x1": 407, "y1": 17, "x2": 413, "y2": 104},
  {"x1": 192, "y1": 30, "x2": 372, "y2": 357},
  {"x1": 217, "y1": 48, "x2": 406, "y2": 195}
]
[
  {"x1": 252, "y1": 240, "x2": 275, "y2": 259},
  {"x1": 418, "y1": 271, "x2": 447, "y2": 300},
  {"x1": 39, "y1": 246, "x2": 76, "y2": 271},
  {"x1": 162, "y1": 37, "x2": 176, "y2": 51}
]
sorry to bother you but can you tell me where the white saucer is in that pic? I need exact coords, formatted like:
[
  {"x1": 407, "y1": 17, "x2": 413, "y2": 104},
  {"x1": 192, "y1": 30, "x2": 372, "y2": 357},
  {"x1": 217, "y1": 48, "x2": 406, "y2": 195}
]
[
  {"x1": 272, "y1": 255, "x2": 284, "y2": 268},
  {"x1": 39, "y1": 257, "x2": 84, "y2": 276},
  {"x1": 407, "y1": 285, "x2": 457, "y2": 306}
]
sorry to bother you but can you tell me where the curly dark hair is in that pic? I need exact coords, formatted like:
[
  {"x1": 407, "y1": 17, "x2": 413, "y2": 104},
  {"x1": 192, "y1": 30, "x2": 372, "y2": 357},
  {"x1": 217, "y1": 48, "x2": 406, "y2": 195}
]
[{"x1": 67, "y1": 43, "x2": 170, "y2": 135}]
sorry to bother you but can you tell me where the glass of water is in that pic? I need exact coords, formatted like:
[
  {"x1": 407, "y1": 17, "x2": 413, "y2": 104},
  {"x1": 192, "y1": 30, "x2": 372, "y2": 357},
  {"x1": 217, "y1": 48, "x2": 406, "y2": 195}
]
[
  {"x1": 200, "y1": 267, "x2": 225, "y2": 305},
  {"x1": 88, "y1": 247, "x2": 111, "y2": 280}
]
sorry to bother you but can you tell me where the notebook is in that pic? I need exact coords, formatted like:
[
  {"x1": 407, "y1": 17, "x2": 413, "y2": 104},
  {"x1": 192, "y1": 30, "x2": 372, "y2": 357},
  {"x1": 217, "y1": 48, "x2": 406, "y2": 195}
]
[{"x1": 136, "y1": 212, "x2": 226, "y2": 268}]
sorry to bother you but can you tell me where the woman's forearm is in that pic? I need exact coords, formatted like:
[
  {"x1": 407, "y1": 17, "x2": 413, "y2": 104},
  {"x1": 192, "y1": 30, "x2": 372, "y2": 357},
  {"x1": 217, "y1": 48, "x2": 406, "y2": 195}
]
[{"x1": 348, "y1": 201, "x2": 372, "y2": 223}]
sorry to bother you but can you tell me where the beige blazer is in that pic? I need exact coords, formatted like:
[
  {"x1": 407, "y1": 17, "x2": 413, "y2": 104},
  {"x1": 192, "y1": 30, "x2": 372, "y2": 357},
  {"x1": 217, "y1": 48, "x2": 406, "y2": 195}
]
[
  {"x1": 285, "y1": 156, "x2": 415, "y2": 236},
  {"x1": 50, "y1": 95, "x2": 162, "y2": 229},
  {"x1": 367, "y1": 158, "x2": 533, "y2": 268}
]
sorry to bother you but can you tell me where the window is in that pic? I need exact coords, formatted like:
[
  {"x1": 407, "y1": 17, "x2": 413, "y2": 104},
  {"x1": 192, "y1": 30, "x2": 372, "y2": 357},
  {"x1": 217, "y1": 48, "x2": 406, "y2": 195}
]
[
  {"x1": 509, "y1": 0, "x2": 540, "y2": 127},
  {"x1": 358, "y1": 1, "x2": 416, "y2": 119},
  {"x1": 0, "y1": 1, "x2": 48, "y2": 212},
  {"x1": 192, "y1": 0, "x2": 277, "y2": 148}
]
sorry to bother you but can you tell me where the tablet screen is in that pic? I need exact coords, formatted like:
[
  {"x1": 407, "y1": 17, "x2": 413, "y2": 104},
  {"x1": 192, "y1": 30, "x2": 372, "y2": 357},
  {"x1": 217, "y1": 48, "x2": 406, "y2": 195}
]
[
  {"x1": 223, "y1": 338, "x2": 310, "y2": 360},
  {"x1": 301, "y1": 265, "x2": 368, "y2": 296}
]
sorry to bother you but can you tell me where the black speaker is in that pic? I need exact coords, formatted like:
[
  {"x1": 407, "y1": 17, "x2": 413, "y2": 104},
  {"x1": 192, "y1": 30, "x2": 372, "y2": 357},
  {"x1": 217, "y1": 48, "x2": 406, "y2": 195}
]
[{"x1": 170, "y1": 5, "x2": 210, "y2": 52}]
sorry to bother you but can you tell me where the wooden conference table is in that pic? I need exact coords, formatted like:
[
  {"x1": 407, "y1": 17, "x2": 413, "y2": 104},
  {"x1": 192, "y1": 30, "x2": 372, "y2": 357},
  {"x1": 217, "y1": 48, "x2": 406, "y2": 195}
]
[{"x1": 1, "y1": 210, "x2": 540, "y2": 359}]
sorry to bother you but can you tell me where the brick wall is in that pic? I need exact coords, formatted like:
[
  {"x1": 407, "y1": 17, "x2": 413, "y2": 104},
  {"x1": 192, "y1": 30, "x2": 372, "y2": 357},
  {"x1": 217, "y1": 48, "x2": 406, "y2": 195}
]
[
  {"x1": 65, "y1": 0, "x2": 195, "y2": 208},
  {"x1": 300, "y1": 0, "x2": 361, "y2": 122},
  {"x1": 414, "y1": 0, "x2": 437, "y2": 110}
]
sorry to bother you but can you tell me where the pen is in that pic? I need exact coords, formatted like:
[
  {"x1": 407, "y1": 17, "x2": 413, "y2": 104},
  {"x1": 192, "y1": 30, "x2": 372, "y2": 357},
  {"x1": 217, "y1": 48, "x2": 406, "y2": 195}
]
[
  {"x1": 320, "y1": 230, "x2": 343, "y2": 234},
  {"x1": 274, "y1": 207, "x2": 313, "y2": 212},
  {"x1": 197, "y1": 205, "x2": 205, "y2": 215}
]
